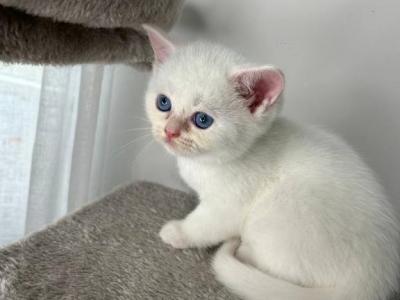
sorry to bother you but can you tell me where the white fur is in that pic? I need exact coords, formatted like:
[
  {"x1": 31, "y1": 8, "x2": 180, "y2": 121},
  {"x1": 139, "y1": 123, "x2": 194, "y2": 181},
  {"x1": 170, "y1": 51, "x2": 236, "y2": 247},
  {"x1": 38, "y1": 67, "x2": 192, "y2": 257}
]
[{"x1": 144, "y1": 29, "x2": 400, "y2": 300}]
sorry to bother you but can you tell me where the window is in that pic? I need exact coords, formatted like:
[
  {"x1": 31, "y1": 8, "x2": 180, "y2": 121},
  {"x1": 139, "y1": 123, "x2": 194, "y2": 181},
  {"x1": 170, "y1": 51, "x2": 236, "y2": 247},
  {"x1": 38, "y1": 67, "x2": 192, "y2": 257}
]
[{"x1": 0, "y1": 63, "x2": 43, "y2": 245}]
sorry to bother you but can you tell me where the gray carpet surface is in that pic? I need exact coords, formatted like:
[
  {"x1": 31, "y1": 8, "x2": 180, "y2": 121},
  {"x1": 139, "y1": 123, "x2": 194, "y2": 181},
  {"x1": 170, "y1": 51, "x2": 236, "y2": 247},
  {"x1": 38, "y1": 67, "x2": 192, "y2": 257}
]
[
  {"x1": 0, "y1": 0, "x2": 183, "y2": 66},
  {"x1": 0, "y1": 182, "x2": 398, "y2": 299},
  {"x1": 0, "y1": 182, "x2": 236, "y2": 300}
]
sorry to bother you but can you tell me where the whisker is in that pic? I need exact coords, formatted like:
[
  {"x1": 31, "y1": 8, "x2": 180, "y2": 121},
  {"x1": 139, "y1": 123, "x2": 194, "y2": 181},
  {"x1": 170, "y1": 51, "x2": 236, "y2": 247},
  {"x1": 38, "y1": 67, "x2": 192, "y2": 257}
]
[
  {"x1": 120, "y1": 127, "x2": 152, "y2": 133},
  {"x1": 131, "y1": 116, "x2": 150, "y2": 123},
  {"x1": 133, "y1": 139, "x2": 155, "y2": 161},
  {"x1": 126, "y1": 126, "x2": 151, "y2": 131},
  {"x1": 111, "y1": 127, "x2": 152, "y2": 136},
  {"x1": 111, "y1": 133, "x2": 153, "y2": 157}
]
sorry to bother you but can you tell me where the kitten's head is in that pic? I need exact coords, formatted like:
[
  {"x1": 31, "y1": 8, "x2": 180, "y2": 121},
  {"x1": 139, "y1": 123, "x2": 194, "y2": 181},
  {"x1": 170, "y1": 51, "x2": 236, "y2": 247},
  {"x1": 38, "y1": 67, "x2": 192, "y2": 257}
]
[{"x1": 143, "y1": 25, "x2": 285, "y2": 162}]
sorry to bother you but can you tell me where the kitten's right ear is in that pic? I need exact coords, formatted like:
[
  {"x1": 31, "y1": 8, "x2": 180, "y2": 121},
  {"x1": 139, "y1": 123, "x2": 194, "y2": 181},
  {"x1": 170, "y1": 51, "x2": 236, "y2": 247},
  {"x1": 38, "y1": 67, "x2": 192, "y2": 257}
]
[{"x1": 143, "y1": 24, "x2": 176, "y2": 65}]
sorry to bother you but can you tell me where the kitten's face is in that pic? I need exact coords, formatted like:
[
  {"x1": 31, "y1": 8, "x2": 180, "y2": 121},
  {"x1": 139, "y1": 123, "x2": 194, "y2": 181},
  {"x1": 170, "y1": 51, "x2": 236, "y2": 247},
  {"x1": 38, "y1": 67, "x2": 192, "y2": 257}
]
[
  {"x1": 145, "y1": 70, "x2": 257, "y2": 160},
  {"x1": 143, "y1": 25, "x2": 284, "y2": 162}
]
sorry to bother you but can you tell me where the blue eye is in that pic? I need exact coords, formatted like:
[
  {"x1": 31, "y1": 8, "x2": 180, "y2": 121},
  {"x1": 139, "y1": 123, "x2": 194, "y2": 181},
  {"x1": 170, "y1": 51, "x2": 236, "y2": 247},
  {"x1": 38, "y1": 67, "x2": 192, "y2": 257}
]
[
  {"x1": 193, "y1": 112, "x2": 214, "y2": 129},
  {"x1": 156, "y1": 94, "x2": 172, "y2": 112}
]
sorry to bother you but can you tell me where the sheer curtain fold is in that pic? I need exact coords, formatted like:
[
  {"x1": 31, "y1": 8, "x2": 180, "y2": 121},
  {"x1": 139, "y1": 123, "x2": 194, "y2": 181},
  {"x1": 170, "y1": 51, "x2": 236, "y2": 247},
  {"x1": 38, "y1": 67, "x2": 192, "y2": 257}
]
[
  {"x1": 68, "y1": 65, "x2": 104, "y2": 212},
  {"x1": 24, "y1": 65, "x2": 114, "y2": 234}
]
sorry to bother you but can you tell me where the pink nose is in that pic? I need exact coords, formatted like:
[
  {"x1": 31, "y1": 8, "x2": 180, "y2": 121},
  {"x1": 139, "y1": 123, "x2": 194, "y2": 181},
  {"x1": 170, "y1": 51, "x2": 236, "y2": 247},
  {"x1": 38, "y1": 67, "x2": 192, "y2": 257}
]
[{"x1": 165, "y1": 128, "x2": 180, "y2": 140}]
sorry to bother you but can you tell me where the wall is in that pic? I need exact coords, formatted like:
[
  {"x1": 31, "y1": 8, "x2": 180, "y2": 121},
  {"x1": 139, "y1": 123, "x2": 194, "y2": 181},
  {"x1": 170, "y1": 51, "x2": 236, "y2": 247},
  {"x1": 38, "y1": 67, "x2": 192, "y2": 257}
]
[{"x1": 103, "y1": 0, "x2": 400, "y2": 207}]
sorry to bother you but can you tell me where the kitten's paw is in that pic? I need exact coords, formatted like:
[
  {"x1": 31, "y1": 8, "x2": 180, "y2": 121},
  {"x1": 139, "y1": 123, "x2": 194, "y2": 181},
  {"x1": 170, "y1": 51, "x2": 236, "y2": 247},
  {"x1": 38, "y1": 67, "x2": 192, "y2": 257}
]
[{"x1": 159, "y1": 220, "x2": 190, "y2": 249}]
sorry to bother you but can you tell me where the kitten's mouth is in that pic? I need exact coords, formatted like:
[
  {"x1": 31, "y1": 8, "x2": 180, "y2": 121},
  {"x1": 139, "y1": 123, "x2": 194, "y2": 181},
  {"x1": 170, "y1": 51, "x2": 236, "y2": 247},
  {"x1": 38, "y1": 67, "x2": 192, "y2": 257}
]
[
  {"x1": 164, "y1": 137, "x2": 175, "y2": 146},
  {"x1": 153, "y1": 130, "x2": 177, "y2": 150},
  {"x1": 153, "y1": 130, "x2": 195, "y2": 156},
  {"x1": 161, "y1": 136, "x2": 193, "y2": 156},
  {"x1": 161, "y1": 136, "x2": 178, "y2": 151}
]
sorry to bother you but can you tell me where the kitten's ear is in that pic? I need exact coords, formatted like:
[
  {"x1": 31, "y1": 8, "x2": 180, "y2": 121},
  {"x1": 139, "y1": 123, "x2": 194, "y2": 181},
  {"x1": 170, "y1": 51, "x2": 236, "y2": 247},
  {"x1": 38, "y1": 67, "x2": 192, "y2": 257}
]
[
  {"x1": 143, "y1": 24, "x2": 176, "y2": 65},
  {"x1": 230, "y1": 66, "x2": 285, "y2": 116}
]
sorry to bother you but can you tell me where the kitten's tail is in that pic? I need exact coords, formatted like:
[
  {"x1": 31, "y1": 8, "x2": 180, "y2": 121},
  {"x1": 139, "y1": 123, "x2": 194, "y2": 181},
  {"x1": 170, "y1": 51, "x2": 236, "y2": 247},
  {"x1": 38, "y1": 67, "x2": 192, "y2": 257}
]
[{"x1": 212, "y1": 239, "x2": 337, "y2": 300}]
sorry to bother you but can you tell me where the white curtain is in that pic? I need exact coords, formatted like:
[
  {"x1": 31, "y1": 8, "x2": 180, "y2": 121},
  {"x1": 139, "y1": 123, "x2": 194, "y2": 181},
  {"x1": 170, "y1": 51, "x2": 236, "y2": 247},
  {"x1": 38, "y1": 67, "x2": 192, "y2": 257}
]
[
  {"x1": 0, "y1": 12, "x2": 198, "y2": 246},
  {"x1": 0, "y1": 64, "x2": 115, "y2": 245}
]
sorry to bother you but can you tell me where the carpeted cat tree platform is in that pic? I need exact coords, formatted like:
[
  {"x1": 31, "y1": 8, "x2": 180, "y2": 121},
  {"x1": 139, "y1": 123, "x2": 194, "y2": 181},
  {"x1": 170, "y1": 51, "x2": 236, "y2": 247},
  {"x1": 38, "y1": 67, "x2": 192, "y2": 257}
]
[
  {"x1": 0, "y1": 0, "x2": 184, "y2": 67},
  {"x1": 1, "y1": 183, "x2": 400, "y2": 299},
  {"x1": 0, "y1": 182, "x2": 238, "y2": 299}
]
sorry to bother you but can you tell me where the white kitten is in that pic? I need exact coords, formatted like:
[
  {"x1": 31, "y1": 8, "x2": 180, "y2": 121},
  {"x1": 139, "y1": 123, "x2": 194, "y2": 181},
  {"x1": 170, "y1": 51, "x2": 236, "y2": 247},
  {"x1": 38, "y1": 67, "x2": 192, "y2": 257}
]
[{"x1": 143, "y1": 25, "x2": 400, "y2": 300}]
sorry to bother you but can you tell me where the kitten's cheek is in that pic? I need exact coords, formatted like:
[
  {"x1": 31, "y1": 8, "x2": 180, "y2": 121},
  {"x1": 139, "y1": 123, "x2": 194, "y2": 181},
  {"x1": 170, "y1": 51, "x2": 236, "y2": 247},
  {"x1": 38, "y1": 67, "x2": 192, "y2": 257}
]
[{"x1": 159, "y1": 220, "x2": 190, "y2": 249}]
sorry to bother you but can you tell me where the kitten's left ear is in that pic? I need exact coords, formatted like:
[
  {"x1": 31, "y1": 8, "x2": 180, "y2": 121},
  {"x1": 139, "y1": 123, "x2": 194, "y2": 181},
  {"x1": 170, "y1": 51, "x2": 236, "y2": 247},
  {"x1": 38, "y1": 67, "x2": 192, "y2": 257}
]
[
  {"x1": 230, "y1": 66, "x2": 285, "y2": 116},
  {"x1": 143, "y1": 24, "x2": 176, "y2": 65}
]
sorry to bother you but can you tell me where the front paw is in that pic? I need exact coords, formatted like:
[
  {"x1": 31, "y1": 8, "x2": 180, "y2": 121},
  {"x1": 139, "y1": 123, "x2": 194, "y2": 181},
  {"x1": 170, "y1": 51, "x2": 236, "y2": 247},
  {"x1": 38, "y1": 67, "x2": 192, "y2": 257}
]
[{"x1": 159, "y1": 220, "x2": 190, "y2": 249}]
